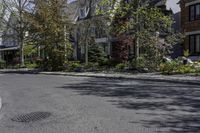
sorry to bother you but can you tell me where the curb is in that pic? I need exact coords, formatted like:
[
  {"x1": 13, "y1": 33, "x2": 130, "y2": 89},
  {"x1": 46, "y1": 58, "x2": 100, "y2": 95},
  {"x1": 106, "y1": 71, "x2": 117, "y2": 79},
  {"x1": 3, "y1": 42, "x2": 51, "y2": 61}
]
[
  {"x1": 1, "y1": 70, "x2": 200, "y2": 85},
  {"x1": 0, "y1": 97, "x2": 2, "y2": 111},
  {"x1": 38, "y1": 72, "x2": 200, "y2": 86}
]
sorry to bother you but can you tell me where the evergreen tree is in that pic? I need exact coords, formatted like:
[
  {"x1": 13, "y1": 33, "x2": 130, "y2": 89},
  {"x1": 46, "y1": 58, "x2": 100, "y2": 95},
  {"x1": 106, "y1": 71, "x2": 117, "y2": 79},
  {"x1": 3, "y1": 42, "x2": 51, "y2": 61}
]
[
  {"x1": 88, "y1": 44, "x2": 108, "y2": 65},
  {"x1": 25, "y1": 0, "x2": 73, "y2": 71}
]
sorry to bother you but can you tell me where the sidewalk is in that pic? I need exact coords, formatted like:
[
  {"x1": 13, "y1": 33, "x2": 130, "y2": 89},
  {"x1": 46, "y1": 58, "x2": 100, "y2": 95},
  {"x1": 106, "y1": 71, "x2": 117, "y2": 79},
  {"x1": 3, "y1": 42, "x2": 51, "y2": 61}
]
[{"x1": 39, "y1": 71, "x2": 200, "y2": 85}]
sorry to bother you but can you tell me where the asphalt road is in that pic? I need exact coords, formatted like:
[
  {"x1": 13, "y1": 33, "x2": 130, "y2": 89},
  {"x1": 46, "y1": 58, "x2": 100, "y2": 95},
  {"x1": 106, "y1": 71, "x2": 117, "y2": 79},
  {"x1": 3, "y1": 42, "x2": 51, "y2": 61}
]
[{"x1": 0, "y1": 73, "x2": 200, "y2": 133}]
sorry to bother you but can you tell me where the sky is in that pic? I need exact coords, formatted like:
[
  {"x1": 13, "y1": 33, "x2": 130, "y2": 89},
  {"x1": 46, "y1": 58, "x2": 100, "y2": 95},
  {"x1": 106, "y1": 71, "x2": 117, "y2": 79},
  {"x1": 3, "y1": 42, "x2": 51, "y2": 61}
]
[{"x1": 166, "y1": 0, "x2": 180, "y2": 13}]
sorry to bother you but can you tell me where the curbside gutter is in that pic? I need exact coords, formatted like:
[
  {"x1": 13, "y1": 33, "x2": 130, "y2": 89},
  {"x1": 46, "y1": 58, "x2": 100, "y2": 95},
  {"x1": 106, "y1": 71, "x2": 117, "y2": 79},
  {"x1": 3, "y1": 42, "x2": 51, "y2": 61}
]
[{"x1": 38, "y1": 72, "x2": 200, "y2": 86}]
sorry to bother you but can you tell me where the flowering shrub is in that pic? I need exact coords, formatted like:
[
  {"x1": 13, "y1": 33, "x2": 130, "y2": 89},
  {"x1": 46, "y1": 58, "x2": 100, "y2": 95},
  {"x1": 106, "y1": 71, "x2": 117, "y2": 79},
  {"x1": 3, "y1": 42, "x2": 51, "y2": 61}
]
[{"x1": 160, "y1": 61, "x2": 200, "y2": 75}]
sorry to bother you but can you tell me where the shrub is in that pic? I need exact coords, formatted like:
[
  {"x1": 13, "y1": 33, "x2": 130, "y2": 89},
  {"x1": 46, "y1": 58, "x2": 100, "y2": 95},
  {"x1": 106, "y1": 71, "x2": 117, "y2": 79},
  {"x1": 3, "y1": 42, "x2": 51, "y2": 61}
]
[
  {"x1": 83, "y1": 62, "x2": 99, "y2": 69},
  {"x1": 107, "y1": 59, "x2": 121, "y2": 67},
  {"x1": 71, "y1": 62, "x2": 81, "y2": 69},
  {"x1": 192, "y1": 62, "x2": 200, "y2": 67},
  {"x1": 159, "y1": 61, "x2": 180, "y2": 74},
  {"x1": 115, "y1": 63, "x2": 127, "y2": 71},
  {"x1": 88, "y1": 44, "x2": 108, "y2": 65},
  {"x1": 131, "y1": 56, "x2": 146, "y2": 69},
  {"x1": 0, "y1": 59, "x2": 6, "y2": 69},
  {"x1": 64, "y1": 61, "x2": 82, "y2": 71},
  {"x1": 160, "y1": 60, "x2": 200, "y2": 75},
  {"x1": 25, "y1": 62, "x2": 38, "y2": 69}
]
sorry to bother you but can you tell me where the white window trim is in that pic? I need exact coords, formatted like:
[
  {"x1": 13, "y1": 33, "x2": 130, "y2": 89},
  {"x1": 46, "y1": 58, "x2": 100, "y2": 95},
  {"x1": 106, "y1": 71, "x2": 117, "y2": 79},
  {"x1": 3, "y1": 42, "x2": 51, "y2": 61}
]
[
  {"x1": 186, "y1": 30, "x2": 200, "y2": 35},
  {"x1": 186, "y1": 0, "x2": 200, "y2": 7},
  {"x1": 86, "y1": 7, "x2": 90, "y2": 16}
]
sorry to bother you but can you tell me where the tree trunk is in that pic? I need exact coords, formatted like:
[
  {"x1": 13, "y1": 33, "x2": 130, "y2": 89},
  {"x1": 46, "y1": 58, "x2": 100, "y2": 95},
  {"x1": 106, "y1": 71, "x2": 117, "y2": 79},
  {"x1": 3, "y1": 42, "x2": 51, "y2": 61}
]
[
  {"x1": 134, "y1": 0, "x2": 141, "y2": 63},
  {"x1": 19, "y1": 37, "x2": 25, "y2": 67},
  {"x1": 85, "y1": 42, "x2": 88, "y2": 65}
]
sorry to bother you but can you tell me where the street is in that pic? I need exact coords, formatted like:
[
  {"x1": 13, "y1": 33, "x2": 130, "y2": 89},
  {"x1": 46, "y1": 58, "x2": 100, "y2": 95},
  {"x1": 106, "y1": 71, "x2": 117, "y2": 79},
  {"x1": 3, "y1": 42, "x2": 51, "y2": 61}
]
[{"x1": 0, "y1": 73, "x2": 200, "y2": 133}]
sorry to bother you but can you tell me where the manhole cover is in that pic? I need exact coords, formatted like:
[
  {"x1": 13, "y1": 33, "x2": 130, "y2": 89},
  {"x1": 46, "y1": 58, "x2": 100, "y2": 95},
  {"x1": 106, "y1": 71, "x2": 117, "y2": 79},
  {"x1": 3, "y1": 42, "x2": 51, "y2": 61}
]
[{"x1": 11, "y1": 112, "x2": 51, "y2": 122}]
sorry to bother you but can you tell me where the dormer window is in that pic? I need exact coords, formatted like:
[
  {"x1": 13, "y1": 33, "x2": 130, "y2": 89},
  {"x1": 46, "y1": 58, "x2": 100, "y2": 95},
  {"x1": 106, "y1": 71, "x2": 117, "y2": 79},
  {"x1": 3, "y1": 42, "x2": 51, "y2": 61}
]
[
  {"x1": 79, "y1": 6, "x2": 90, "y2": 19},
  {"x1": 79, "y1": 8, "x2": 86, "y2": 18}
]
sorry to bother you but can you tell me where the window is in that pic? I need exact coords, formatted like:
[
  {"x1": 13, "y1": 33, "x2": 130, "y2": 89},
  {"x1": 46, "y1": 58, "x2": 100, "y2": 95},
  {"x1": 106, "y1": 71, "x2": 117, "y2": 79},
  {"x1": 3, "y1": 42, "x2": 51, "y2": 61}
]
[
  {"x1": 125, "y1": 0, "x2": 131, "y2": 4},
  {"x1": 190, "y1": 5, "x2": 195, "y2": 21},
  {"x1": 13, "y1": 40, "x2": 17, "y2": 46},
  {"x1": 189, "y1": 4, "x2": 200, "y2": 21},
  {"x1": 79, "y1": 8, "x2": 86, "y2": 18},
  {"x1": 196, "y1": 4, "x2": 200, "y2": 19},
  {"x1": 189, "y1": 34, "x2": 200, "y2": 54},
  {"x1": 90, "y1": 26, "x2": 96, "y2": 37},
  {"x1": 79, "y1": 7, "x2": 89, "y2": 19}
]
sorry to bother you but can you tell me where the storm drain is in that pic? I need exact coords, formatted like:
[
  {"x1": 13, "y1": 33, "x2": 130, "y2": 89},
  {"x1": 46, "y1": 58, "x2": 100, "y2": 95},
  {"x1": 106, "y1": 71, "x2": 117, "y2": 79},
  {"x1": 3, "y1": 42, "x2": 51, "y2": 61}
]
[{"x1": 11, "y1": 112, "x2": 51, "y2": 122}]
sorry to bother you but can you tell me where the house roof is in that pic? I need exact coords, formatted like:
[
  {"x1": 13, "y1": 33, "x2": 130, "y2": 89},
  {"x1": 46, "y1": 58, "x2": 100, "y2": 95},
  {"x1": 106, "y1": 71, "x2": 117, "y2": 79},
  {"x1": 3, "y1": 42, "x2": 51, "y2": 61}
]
[{"x1": 150, "y1": 0, "x2": 167, "y2": 7}]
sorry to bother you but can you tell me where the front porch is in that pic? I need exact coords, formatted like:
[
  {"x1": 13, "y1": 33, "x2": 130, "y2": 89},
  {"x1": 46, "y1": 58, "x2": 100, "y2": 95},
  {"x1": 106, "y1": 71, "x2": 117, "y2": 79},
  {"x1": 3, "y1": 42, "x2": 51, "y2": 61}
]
[{"x1": 0, "y1": 46, "x2": 20, "y2": 67}]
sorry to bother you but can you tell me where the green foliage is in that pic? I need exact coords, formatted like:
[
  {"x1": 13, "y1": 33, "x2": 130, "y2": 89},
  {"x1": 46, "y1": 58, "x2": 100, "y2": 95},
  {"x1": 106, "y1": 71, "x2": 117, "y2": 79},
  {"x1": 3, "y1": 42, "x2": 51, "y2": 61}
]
[
  {"x1": 24, "y1": 44, "x2": 37, "y2": 57},
  {"x1": 183, "y1": 49, "x2": 190, "y2": 57},
  {"x1": 193, "y1": 62, "x2": 200, "y2": 66},
  {"x1": 107, "y1": 59, "x2": 121, "y2": 67},
  {"x1": 115, "y1": 63, "x2": 127, "y2": 71},
  {"x1": 47, "y1": 48, "x2": 66, "y2": 71},
  {"x1": 83, "y1": 62, "x2": 99, "y2": 70},
  {"x1": 25, "y1": 62, "x2": 38, "y2": 69},
  {"x1": 70, "y1": 62, "x2": 81, "y2": 70},
  {"x1": 160, "y1": 61, "x2": 200, "y2": 75},
  {"x1": 0, "y1": 59, "x2": 6, "y2": 69},
  {"x1": 160, "y1": 61, "x2": 180, "y2": 74},
  {"x1": 64, "y1": 61, "x2": 81, "y2": 71},
  {"x1": 25, "y1": 0, "x2": 73, "y2": 71},
  {"x1": 88, "y1": 44, "x2": 108, "y2": 66},
  {"x1": 35, "y1": 57, "x2": 43, "y2": 67},
  {"x1": 98, "y1": 0, "x2": 183, "y2": 70},
  {"x1": 131, "y1": 56, "x2": 146, "y2": 69}
]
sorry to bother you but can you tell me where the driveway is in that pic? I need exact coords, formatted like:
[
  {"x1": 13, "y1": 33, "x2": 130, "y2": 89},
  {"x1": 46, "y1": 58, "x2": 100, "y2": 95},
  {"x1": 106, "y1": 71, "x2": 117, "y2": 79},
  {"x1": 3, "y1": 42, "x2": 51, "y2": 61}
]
[{"x1": 0, "y1": 73, "x2": 200, "y2": 133}]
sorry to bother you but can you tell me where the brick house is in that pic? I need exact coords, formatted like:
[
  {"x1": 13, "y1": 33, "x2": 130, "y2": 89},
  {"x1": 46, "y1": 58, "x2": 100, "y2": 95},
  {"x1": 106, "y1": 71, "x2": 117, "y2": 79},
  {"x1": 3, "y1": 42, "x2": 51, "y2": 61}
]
[
  {"x1": 70, "y1": 0, "x2": 182, "y2": 62},
  {"x1": 180, "y1": 0, "x2": 200, "y2": 57}
]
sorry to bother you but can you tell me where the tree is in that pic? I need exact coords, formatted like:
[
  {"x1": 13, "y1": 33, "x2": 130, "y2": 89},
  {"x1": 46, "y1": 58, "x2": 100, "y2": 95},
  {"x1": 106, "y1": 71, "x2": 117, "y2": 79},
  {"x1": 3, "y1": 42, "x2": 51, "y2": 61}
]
[
  {"x1": 0, "y1": 0, "x2": 35, "y2": 66},
  {"x1": 97, "y1": 0, "x2": 183, "y2": 69},
  {"x1": 75, "y1": 0, "x2": 110, "y2": 64},
  {"x1": 24, "y1": 0, "x2": 73, "y2": 71},
  {"x1": 88, "y1": 43, "x2": 108, "y2": 65},
  {"x1": 0, "y1": 0, "x2": 6, "y2": 31}
]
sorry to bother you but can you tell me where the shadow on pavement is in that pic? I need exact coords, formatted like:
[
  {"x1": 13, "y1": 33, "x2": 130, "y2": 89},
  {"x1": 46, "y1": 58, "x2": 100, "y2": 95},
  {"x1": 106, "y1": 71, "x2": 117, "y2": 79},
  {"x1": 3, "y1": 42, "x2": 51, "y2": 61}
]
[{"x1": 58, "y1": 78, "x2": 200, "y2": 133}]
